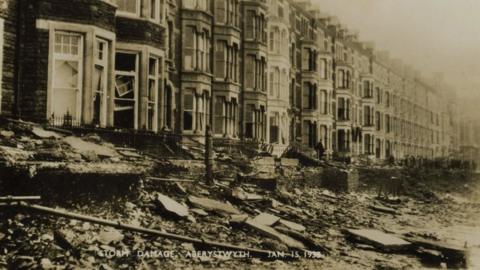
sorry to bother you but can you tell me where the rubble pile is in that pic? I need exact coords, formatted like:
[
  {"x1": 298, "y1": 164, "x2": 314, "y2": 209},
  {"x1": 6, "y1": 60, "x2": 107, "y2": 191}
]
[{"x1": 0, "y1": 119, "x2": 479, "y2": 269}]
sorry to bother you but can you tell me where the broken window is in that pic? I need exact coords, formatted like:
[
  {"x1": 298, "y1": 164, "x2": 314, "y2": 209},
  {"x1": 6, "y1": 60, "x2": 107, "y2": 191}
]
[
  {"x1": 52, "y1": 32, "x2": 83, "y2": 125},
  {"x1": 114, "y1": 52, "x2": 138, "y2": 129},
  {"x1": 93, "y1": 38, "x2": 109, "y2": 127},
  {"x1": 183, "y1": 89, "x2": 194, "y2": 131}
]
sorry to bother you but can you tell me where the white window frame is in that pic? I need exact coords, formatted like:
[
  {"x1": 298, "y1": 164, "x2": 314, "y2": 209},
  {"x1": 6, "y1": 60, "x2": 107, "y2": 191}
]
[
  {"x1": 51, "y1": 31, "x2": 84, "y2": 123},
  {"x1": 147, "y1": 55, "x2": 162, "y2": 132},
  {"x1": 93, "y1": 38, "x2": 109, "y2": 127},
  {"x1": 114, "y1": 51, "x2": 139, "y2": 129}
]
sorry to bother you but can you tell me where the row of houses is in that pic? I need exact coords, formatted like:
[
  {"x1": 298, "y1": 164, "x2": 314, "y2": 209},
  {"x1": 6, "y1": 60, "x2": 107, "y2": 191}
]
[{"x1": 0, "y1": 0, "x2": 461, "y2": 160}]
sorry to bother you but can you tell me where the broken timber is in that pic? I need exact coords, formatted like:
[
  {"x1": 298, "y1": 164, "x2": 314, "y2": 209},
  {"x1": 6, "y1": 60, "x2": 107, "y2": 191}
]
[
  {"x1": 147, "y1": 177, "x2": 195, "y2": 183},
  {"x1": 0, "y1": 202, "x2": 285, "y2": 259}
]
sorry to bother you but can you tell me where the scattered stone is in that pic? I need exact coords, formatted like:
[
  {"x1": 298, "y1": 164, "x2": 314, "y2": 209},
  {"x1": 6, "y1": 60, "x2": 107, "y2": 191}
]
[
  {"x1": 278, "y1": 219, "x2": 306, "y2": 232},
  {"x1": 406, "y1": 237, "x2": 467, "y2": 268},
  {"x1": 252, "y1": 212, "x2": 280, "y2": 226},
  {"x1": 173, "y1": 182, "x2": 187, "y2": 195},
  {"x1": 190, "y1": 208, "x2": 208, "y2": 216},
  {"x1": 232, "y1": 187, "x2": 263, "y2": 201},
  {"x1": 40, "y1": 233, "x2": 54, "y2": 241},
  {"x1": 188, "y1": 196, "x2": 240, "y2": 215},
  {"x1": 0, "y1": 130, "x2": 14, "y2": 138},
  {"x1": 64, "y1": 136, "x2": 118, "y2": 159},
  {"x1": 31, "y1": 126, "x2": 62, "y2": 139},
  {"x1": 97, "y1": 228, "x2": 124, "y2": 245},
  {"x1": 370, "y1": 204, "x2": 397, "y2": 215},
  {"x1": 156, "y1": 193, "x2": 189, "y2": 218},
  {"x1": 229, "y1": 214, "x2": 249, "y2": 226},
  {"x1": 244, "y1": 218, "x2": 306, "y2": 249},
  {"x1": 345, "y1": 229, "x2": 411, "y2": 251},
  {"x1": 54, "y1": 229, "x2": 80, "y2": 256},
  {"x1": 118, "y1": 150, "x2": 142, "y2": 158},
  {"x1": 281, "y1": 158, "x2": 299, "y2": 167},
  {"x1": 40, "y1": 258, "x2": 54, "y2": 269}
]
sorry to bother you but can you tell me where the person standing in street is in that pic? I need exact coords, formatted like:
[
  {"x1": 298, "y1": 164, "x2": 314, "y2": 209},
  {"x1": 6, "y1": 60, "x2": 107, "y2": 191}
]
[{"x1": 315, "y1": 141, "x2": 325, "y2": 160}]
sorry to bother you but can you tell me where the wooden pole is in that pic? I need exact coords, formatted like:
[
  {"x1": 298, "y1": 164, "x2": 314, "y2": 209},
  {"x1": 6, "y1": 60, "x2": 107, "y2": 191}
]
[
  {"x1": 205, "y1": 125, "x2": 214, "y2": 184},
  {"x1": 0, "y1": 196, "x2": 41, "y2": 201},
  {"x1": 4, "y1": 201, "x2": 285, "y2": 258}
]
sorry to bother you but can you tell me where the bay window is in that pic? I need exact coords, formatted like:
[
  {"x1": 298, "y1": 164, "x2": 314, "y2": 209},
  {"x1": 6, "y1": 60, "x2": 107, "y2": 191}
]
[{"x1": 52, "y1": 32, "x2": 83, "y2": 125}]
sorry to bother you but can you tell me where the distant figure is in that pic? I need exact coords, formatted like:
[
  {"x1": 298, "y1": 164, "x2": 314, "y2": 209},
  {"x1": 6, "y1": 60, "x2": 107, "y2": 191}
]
[{"x1": 315, "y1": 141, "x2": 325, "y2": 160}]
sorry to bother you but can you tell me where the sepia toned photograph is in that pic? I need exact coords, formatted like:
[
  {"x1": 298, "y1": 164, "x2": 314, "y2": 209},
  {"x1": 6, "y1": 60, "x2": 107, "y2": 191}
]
[{"x1": 0, "y1": 0, "x2": 479, "y2": 269}]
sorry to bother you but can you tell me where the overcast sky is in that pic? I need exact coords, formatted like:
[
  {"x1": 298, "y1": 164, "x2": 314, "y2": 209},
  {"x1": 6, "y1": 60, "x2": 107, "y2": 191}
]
[{"x1": 312, "y1": 0, "x2": 480, "y2": 99}]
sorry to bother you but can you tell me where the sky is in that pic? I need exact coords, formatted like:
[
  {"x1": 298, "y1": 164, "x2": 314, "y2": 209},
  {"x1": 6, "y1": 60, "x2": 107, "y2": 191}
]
[{"x1": 311, "y1": 0, "x2": 480, "y2": 100}]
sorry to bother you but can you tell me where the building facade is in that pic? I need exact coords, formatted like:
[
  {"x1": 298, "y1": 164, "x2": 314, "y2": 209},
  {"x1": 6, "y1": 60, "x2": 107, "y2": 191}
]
[{"x1": 0, "y1": 0, "x2": 459, "y2": 160}]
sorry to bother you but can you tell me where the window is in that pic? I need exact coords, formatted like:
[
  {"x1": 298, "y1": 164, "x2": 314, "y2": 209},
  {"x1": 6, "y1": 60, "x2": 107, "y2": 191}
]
[
  {"x1": 93, "y1": 38, "x2": 109, "y2": 127},
  {"x1": 149, "y1": 0, "x2": 166, "y2": 23},
  {"x1": 245, "y1": 104, "x2": 254, "y2": 138},
  {"x1": 269, "y1": 67, "x2": 280, "y2": 97},
  {"x1": 114, "y1": 52, "x2": 138, "y2": 129},
  {"x1": 147, "y1": 57, "x2": 160, "y2": 131},
  {"x1": 375, "y1": 87, "x2": 381, "y2": 104},
  {"x1": 215, "y1": 0, "x2": 226, "y2": 24},
  {"x1": 376, "y1": 111, "x2": 381, "y2": 131},
  {"x1": 319, "y1": 59, "x2": 327, "y2": 79},
  {"x1": 338, "y1": 98, "x2": 345, "y2": 120},
  {"x1": 215, "y1": 40, "x2": 226, "y2": 78},
  {"x1": 214, "y1": 96, "x2": 225, "y2": 135},
  {"x1": 246, "y1": 10, "x2": 255, "y2": 39},
  {"x1": 184, "y1": 0, "x2": 210, "y2": 11},
  {"x1": 116, "y1": 0, "x2": 140, "y2": 15},
  {"x1": 183, "y1": 90, "x2": 194, "y2": 131},
  {"x1": 338, "y1": 70, "x2": 345, "y2": 88},
  {"x1": 184, "y1": 27, "x2": 210, "y2": 72},
  {"x1": 386, "y1": 114, "x2": 391, "y2": 133},
  {"x1": 320, "y1": 90, "x2": 328, "y2": 114},
  {"x1": 184, "y1": 26, "x2": 195, "y2": 70},
  {"x1": 52, "y1": 32, "x2": 83, "y2": 124},
  {"x1": 302, "y1": 48, "x2": 309, "y2": 70},
  {"x1": 270, "y1": 112, "x2": 279, "y2": 143},
  {"x1": 245, "y1": 55, "x2": 255, "y2": 88},
  {"x1": 303, "y1": 83, "x2": 310, "y2": 109}
]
